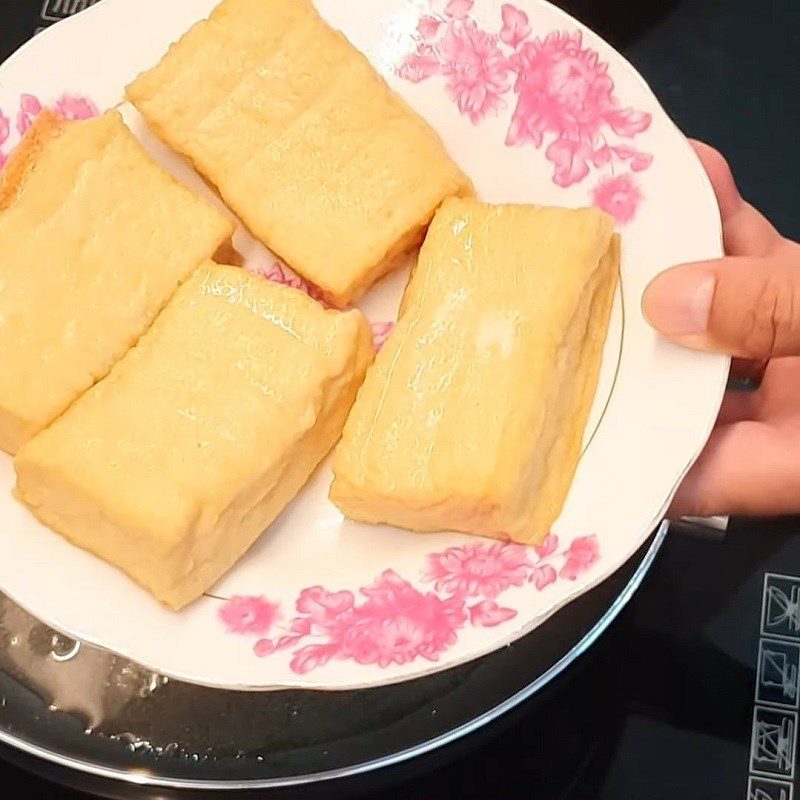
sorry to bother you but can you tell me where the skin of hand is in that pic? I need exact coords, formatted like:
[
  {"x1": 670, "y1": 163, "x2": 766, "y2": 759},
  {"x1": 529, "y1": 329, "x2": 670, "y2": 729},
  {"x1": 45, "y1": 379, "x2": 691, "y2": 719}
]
[{"x1": 642, "y1": 140, "x2": 800, "y2": 519}]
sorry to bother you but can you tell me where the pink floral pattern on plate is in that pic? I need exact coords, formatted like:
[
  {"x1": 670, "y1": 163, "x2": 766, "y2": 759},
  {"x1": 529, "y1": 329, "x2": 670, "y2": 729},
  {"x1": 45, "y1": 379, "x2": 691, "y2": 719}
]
[
  {"x1": 399, "y1": 0, "x2": 653, "y2": 223},
  {"x1": 218, "y1": 595, "x2": 279, "y2": 636},
  {"x1": 254, "y1": 260, "x2": 395, "y2": 352},
  {"x1": 217, "y1": 533, "x2": 600, "y2": 674},
  {"x1": 0, "y1": 91, "x2": 98, "y2": 170}
]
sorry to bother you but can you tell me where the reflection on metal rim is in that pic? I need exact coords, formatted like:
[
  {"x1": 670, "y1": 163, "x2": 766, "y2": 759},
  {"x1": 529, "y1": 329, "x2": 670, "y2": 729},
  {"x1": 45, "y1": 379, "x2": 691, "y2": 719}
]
[{"x1": 0, "y1": 522, "x2": 668, "y2": 791}]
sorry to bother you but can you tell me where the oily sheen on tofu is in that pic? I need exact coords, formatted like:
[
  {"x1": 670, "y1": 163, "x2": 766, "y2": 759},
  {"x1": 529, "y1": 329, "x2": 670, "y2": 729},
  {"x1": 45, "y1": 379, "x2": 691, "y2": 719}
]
[
  {"x1": 14, "y1": 265, "x2": 374, "y2": 610},
  {"x1": 0, "y1": 110, "x2": 233, "y2": 455},
  {"x1": 331, "y1": 199, "x2": 620, "y2": 545},
  {"x1": 126, "y1": 0, "x2": 472, "y2": 307}
]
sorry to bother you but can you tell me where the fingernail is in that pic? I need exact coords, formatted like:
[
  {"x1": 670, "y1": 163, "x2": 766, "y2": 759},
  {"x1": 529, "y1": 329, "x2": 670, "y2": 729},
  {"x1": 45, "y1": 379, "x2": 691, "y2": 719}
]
[{"x1": 642, "y1": 271, "x2": 716, "y2": 335}]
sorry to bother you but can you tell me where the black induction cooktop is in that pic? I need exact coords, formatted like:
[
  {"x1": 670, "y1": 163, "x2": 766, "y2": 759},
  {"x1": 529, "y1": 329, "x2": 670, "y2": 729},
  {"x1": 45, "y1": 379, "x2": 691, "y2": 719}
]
[{"x1": 2, "y1": 1, "x2": 799, "y2": 798}]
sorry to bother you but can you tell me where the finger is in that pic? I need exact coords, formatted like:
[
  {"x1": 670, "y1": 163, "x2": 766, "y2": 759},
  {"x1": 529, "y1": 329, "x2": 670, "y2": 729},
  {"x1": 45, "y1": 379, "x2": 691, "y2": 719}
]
[
  {"x1": 716, "y1": 389, "x2": 760, "y2": 425},
  {"x1": 762, "y1": 354, "x2": 800, "y2": 384},
  {"x1": 689, "y1": 140, "x2": 782, "y2": 257},
  {"x1": 689, "y1": 140, "x2": 742, "y2": 221},
  {"x1": 642, "y1": 254, "x2": 800, "y2": 359},
  {"x1": 669, "y1": 421, "x2": 800, "y2": 518},
  {"x1": 751, "y1": 356, "x2": 800, "y2": 420}
]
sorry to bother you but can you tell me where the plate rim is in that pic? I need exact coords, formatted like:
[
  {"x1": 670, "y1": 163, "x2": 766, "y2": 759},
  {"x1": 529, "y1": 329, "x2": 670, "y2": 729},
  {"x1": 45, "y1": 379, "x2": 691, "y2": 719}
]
[
  {"x1": 0, "y1": 523, "x2": 667, "y2": 790},
  {"x1": 0, "y1": 0, "x2": 728, "y2": 691}
]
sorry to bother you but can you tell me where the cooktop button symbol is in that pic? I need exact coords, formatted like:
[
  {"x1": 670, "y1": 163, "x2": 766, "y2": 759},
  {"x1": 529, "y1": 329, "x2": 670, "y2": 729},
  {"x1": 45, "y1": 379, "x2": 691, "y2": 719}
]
[
  {"x1": 751, "y1": 707, "x2": 798, "y2": 778},
  {"x1": 762, "y1": 575, "x2": 800, "y2": 641},
  {"x1": 748, "y1": 777, "x2": 794, "y2": 800},
  {"x1": 758, "y1": 640, "x2": 800, "y2": 709}
]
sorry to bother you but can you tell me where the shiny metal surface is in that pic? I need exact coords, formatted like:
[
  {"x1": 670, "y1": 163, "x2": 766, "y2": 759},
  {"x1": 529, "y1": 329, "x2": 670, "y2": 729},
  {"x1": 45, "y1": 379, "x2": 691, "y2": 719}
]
[{"x1": 0, "y1": 523, "x2": 667, "y2": 790}]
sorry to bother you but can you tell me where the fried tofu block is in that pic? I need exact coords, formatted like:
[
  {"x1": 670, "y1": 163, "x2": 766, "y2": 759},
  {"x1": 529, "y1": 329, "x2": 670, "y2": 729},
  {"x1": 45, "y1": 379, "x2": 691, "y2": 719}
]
[
  {"x1": 126, "y1": 0, "x2": 472, "y2": 307},
  {"x1": 14, "y1": 264, "x2": 374, "y2": 609},
  {"x1": 0, "y1": 110, "x2": 234, "y2": 454},
  {"x1": 331, "y1": 199, "x2": 620, "y2": 545}
]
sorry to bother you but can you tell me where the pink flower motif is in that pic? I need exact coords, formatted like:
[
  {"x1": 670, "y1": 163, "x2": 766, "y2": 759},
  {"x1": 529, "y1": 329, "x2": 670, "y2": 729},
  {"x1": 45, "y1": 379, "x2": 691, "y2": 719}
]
[
  {"x1": 418, "y1": 15, "x2": 443, "y2": 40},
  {"x1": 258, "y1": 261, "x2": 332, "y2": 307},
  {"x1": 9, "y1": 93, "x2": 99, "y2": 139},
  {"x1": 591, "y1": 145, "x2": 613, "y2": 168},
  {"x1": 371, "y1": 321, "x2": 395, "y2": 352},
  {"x1": 508, "y1": 31, "x2": 651, "y2": 148},
  {"x1": 16, "y1": 94, "x2": 43, "y2": 137},
  {"x1": 340, "y1": 571, "x2": 467, "y2": 667},
  {"x1": 591, "y1": 144, "x2": 653, "y2": 173},
  {"x1": 610, "y1": 143, "x2": 653, "y2": 172},
  {"x1": 0, "y1": 111, "x2": 9, "y2": 147},
  {"x1": 592, "y1": 173, "x2": 642, "y2": 224},
  {"x1": 20, "y1": 94, "x2": 42, "y2": 116},
  {"x1": 279, "y1": 572, "x2": 467, "y2": 674},
  {"x1": 530, "y1": 563, "x2": 557, "y2": 590},
  {"x1": 534, "y1": 533, "x2": 558, "y2": 559},
  {"x1": 603, "y1": 107, "x2": 652, "y2": 138},
  {"x1": 611, "y1": 144, "x2": 637, "y2": 160},
  {"x1": 469, "y1": 599, "x2": 517, "y2": 627},
  {"x1": 253, "y1": 638, "x2": 276, "y2": 657},
  {"x1": 399, "y1": 9, "x2": 653, "y2": 196},
  {"x1": 218, "y1": 595, "x2": 279, "y2": 636},
  {"x1": 218, "y1": 530, "x2": 605, "y2": 673},
  {"x1": 296, "y1": 586, "x2": 355, "y2": 620},
  {"x1": 16, "y1": 109, "x2": 32, "y2": 137},
  {"x1": 560, "y1": 535, "x2": 600, "y2": 580},
  {"x1": 439, "y1": 20, "x2": 512, "y2": 123},
  {"x1": 275, "y1": 632, "x2": 306, "y2": 650},
  {"x1": 398, "y1": 44, "x2": 442, "y2": 83},
  {"x1": 52, "y1": 93, "x2": 98, "y2": 121},
  {"x1": 500, "y1": 4, "x2": 531, "y2": 49},
  {"x1": 506, "y1": 30, "x2": 652, "y2": 185},
  {"x1": 272, "y1": 587, "x2": 353, "y2": 653},
  {"x1": 424, "y1": 541, "x2": 531, "y2": 598},
  {"x1": 444, "y1": 0, "x2": 474, "y2": 19},
  {"x1": 545, "y1": 138, "x2": 592, "y2": 187},
  {"x1": 291, "y1": 644, "x2": 340, "y2": 674}
]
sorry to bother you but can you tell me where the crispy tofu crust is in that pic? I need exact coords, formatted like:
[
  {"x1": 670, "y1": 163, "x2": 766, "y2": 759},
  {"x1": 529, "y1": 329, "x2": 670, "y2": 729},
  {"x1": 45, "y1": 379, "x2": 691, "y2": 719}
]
[{"x1": 0, "y1": 110, "x2": 65, "y2": 215}]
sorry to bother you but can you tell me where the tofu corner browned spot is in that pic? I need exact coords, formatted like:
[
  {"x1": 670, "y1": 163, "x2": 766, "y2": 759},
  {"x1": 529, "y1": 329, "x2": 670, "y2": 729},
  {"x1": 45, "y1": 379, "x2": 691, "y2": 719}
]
[
  {"x1": 126, "y1": 0, "x2": 473, "y2": 308},
  {"x1": 330, "y1": 199, "x2": 620, "y2": 546},
  {"x1": 0, "y1": 109, "x2": 234, "y2": 454},
  {"x1": 14, "y1": 264, "x2": 374, "y2": 610}
]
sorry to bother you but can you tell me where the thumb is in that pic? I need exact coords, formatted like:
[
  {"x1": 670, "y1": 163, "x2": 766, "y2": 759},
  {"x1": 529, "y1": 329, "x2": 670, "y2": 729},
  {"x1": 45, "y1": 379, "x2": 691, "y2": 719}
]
[{"x1": 642, "y1": 253, "x2": 800, "y2": 359}]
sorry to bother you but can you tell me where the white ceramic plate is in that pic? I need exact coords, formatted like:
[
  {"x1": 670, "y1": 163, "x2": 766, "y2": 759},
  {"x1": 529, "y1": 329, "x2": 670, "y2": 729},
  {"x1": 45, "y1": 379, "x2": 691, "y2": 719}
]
[{"x1": 0, "y1": 0, "x2": 727, "y2": 690}]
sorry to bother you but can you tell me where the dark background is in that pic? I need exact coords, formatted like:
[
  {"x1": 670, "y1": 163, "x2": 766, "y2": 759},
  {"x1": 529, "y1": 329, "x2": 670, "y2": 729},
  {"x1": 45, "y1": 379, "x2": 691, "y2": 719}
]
[{"x1": 1, "y1": 0, "x2": 799, "y2": 797}]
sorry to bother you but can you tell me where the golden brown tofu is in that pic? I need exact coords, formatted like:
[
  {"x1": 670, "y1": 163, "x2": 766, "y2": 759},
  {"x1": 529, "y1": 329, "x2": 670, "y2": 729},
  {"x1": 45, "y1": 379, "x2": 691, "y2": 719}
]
[
  {"x1": 331, "y1": 199, "x2": 620, "y2": 545},
  {"x1": 15, "y1": 264, "x2": 374, "y2": 610},
  {"x1": 126, "y1": 0, "x2": 472, "y2": 307},
  {"x1": 0, "y1": 110, "x2": 234, "y2": 454}
]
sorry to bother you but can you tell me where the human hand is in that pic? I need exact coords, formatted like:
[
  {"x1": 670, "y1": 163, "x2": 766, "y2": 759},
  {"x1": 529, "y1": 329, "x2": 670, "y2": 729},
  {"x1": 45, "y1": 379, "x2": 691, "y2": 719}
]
[{"x1": 642, "y1": 140, "x2": 800, "y2": 518}]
